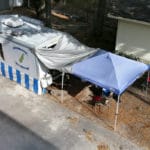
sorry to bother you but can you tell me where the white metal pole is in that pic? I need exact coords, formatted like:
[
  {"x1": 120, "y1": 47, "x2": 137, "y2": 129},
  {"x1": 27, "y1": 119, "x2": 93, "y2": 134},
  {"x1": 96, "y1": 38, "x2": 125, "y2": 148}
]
[
  {"x1": 146, "y1": 71, "x2": 150, "y2": 97},
  {"x1": 114, "y1": 95, "x2": 120, "y2": 131},
  {"x1": 61, "y1": 72, "x2": 65, "y2": 103}
]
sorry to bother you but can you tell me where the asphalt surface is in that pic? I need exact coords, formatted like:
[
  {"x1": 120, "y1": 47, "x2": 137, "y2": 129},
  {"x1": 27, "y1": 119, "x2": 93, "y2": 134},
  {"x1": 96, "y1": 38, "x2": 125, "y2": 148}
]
[{"x1": 0, "y1": 111, "x2": 58, "y2": 150}]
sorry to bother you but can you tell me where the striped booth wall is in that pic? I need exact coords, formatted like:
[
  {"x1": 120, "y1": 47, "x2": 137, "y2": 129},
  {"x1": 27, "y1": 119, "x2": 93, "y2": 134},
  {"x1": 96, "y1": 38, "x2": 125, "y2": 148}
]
[{"x1": 0, "y1": 60, "x2": 46, "y2": 95}]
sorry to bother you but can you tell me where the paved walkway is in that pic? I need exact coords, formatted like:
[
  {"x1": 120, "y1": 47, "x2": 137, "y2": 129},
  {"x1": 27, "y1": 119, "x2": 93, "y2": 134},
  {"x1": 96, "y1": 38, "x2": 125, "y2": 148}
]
[{"x1": 0, "y1": 76, "x2": 143, "y2": 150}]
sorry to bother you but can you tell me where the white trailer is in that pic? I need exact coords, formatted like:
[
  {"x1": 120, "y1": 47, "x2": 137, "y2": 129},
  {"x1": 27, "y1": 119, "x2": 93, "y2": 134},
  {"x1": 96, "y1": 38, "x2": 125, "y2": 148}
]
[
  {"x1": 0, "y1": 15, "x2": 58, "y2": 94},
  {"x1": 0, "y1": 15, "x2": 98, "y2": 95}
]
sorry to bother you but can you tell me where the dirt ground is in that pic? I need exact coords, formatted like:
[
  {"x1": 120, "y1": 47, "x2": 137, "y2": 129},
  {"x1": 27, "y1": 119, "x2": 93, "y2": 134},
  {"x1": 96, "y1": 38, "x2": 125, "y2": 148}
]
[
  {"x1": 1, "y1": 6, "x2": 150, "y2": 150},
  {"x1": 48, "y1": 76, "x2": 150, "y2": 149}
]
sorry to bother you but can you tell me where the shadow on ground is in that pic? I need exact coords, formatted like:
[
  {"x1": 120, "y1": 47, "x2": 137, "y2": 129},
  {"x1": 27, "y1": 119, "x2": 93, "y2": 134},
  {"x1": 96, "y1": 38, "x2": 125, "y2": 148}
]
[{"x1": 0, "y1": 111, "x2": 58, "y2": 150}]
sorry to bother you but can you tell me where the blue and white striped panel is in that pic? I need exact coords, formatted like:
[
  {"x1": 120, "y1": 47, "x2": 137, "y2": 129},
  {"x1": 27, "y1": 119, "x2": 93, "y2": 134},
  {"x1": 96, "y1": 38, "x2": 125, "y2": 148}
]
[
  {"x1": 0, "y1": 61, "x2": 46, "y2": 95},
  {"x1": 1, "y1": 62, "x2": 6, "y2": 77}
]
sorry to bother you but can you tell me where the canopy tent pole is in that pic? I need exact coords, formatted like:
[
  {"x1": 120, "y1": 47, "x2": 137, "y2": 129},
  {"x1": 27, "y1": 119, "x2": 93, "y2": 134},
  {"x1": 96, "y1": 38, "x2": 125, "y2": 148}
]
[
  {"x1": 146, "y1": 71, "x2": 150, "y2": 97},
  {"x1": 61, "y1": 72, "x2": 65, "y2": 103},
  {"x1": 114, "y1": 95, "x2": 120, "y2": 131}
]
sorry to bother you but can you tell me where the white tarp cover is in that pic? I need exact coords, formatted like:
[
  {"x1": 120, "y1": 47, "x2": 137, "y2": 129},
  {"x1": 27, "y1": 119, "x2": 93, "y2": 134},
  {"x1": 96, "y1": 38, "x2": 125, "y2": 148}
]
[
  {"x1": 2, "y1": 16, "x2": 24, "y2": 27},
  {"x1": 0, "y1": 15, "x2": 98, "y2": 73},
  {"x1": 35, "y1": 33, "x2": 98, "y2": 71}
]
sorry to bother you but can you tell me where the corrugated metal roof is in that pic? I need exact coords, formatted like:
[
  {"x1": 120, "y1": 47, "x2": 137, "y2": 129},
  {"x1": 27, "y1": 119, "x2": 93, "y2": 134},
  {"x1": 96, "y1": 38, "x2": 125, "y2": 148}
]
[
  {"x1": 0, "y1": 1, "x2": 10, "y2": 11},
  {"x1": 109, "y1": 0, "x2": 150, "y2": 24},
  {"x1": 0, "y1": 0, "x2": 23, "y2": 11}
]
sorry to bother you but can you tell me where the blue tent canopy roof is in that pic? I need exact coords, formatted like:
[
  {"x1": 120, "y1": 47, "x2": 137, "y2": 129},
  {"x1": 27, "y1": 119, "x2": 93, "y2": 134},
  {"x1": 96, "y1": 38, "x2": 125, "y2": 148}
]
[{"x1": 72, "y1": 51, "x2": 149, "y2": 95}]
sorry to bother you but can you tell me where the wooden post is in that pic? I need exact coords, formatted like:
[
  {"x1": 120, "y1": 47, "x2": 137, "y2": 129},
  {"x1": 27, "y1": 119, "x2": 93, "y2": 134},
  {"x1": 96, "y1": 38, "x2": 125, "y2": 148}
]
[
  {"x1": 45, "y1": 0, "x2": 51, "y2": 27},
  {"x1": 92, "y1": 0, "x2": 106, "y2": 36}
]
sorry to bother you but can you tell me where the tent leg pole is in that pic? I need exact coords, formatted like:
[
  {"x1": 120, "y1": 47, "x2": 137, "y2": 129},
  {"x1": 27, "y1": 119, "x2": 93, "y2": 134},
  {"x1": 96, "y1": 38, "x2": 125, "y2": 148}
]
[
  {"x1": 61, "y1": 72, "x2": 65, "y2": 103},
  {"x1": 146, "y1": 71, "x2": 150, "y2": 98},
  {"x1": 114, "y1": 95, "x2": 120, "y2": 131}
]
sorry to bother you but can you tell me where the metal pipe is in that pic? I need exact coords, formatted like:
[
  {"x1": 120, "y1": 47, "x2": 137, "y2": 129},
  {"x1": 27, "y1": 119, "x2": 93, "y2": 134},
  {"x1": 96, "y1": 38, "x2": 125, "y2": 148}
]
[
  {"x1": 61, "y1": 72, "x2": 65, "y2": 103},
  {"x1": 114, "y1": 95, "x2": 120, "y2": 131},
  {"x1": 146, "y1": 71, "x2": 150, "y2": 97}
]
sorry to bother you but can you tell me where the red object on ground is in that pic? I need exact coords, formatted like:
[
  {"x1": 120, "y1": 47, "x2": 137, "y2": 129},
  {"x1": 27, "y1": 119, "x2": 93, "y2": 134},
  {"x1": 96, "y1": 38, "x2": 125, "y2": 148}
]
[
  {"x1": 147, "y1": 77, "x2": 150, "y2": 82},
  {"x1": 93, "y1": 96, "x2": 102, "y2": 102}
]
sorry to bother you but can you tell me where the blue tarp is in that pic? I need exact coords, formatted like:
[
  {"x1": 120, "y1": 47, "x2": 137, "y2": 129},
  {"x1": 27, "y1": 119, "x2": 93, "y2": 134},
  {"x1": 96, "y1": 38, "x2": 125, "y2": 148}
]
[{"x1": 72, "y1": 51, "x2": 149, "y2": 95}]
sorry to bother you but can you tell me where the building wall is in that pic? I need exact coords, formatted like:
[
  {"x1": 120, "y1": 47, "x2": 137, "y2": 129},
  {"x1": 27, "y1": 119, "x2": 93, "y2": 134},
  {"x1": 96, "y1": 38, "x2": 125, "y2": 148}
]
[
  {"x1": 9, "y1": 0, "x2": 23, "y2": 7},
  {"x1": 116, "y1": 20, "x2": 150, "y2": 64},
  {"x1": 0, "y1": 1, "x2": 10, "y2": 11},
  {"x1": 0, "y1": 0, "x2": 23, "y2": 11}
]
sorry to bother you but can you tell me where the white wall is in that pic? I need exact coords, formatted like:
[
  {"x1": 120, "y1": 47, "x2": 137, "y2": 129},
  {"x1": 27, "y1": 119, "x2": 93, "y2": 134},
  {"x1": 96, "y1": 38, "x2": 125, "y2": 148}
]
[
  {"x1": 116, "y1": 20, "x2": 150, "y2": 64},
  {"x1": 9, "y1": 0, "x2": 23, "y2": 7},
  {"x1": 0, "y1": 39, "x2": 48, "y2": 79},
  {"x1": 0, "y1": 0, "x2": 23, "y2": 11},
  {"x1": 0, "y1": 1, "x2": 10, "y2": 10}
]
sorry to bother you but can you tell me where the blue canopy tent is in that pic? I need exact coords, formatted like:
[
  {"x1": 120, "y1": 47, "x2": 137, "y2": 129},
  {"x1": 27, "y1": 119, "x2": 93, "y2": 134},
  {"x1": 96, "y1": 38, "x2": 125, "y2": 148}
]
[{"x1": 72, "y1": 51, "x2": 149, "y2": 130}]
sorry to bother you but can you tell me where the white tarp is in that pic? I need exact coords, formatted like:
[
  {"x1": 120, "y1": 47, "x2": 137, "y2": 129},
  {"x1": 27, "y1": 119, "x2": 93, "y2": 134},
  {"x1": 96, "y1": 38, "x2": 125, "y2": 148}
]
[
  {"x1": 0, "y1": 15, "x2": 50, "y2": 80},
  {"x1": 35, "y1": 33, "x2": 98, "y2": 71},
  {"x1": 2, "y1": 16, "x2": 24, "y2": 27},
  {"x1": 0, "y1": 15, "x2": 98, "y2": 73}
]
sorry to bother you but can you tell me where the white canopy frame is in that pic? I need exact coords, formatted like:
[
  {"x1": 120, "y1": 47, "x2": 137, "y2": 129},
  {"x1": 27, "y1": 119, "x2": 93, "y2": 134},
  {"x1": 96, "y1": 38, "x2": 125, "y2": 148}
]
[
  {"x1": 114, "y1": 95, "x2": 121, "y2": 131},
  {"x1": 114, "y1": 71, "x2": 150, "y2": 131},
  {"x1": 61, "y1": 72, "x2": 65, "y2": 103},
  {"x1": 146, "y1": 71, "x2": 150, "y2": 97}
]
